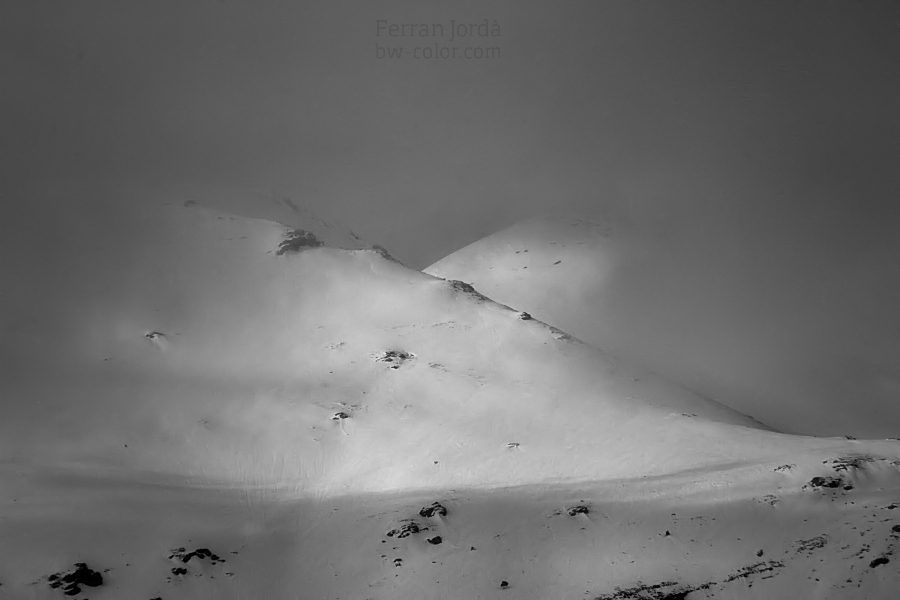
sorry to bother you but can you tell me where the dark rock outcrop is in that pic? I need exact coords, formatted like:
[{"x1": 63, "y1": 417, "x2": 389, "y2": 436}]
[
  {"x1": 375, "y1": 350, "x2": 415, "y2": 369},
  {"x1": 386, "y1": 521, "x2": 421, "y2": 538},
  {"x1": 567, "y1": 505, "x2": 590, "y2": 516},
  {"x1": 47, "y1": 563, "x2": 103, "y2": 596},
  {"x1": 276, "y1": 229, "x2": 323, "y2": 255},
  {"x1": 419, "y1": 502, "x2": 448, "y2": 518},
  {"x1": 807, "y1": 476, "x2": 843, "y2": 489}
]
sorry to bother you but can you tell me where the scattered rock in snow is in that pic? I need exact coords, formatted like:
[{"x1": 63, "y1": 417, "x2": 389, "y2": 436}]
[
  {"x1": 47, "y1": 563, "x2": 103, "y2": 596},
  {"x1": 794, "y1": 535, "x2": 828, "y2": 554},
  {"x1": 275, "y1": 229, "x2": 322, "y2": 255},
  {"x1": 144, "y1": 331, "x2": 170, "y2": 351},
  {"x1": 331, "y1": 412, "x2": 350, "y2": 420},
  {"x1": 773, "y1": 464, "x2": 795, "y2": 472},
  {"x1": 374, "y1": 350, "x2": 415, "y2": 369},
  {"x1": 592, "y1": 580, "x2": 689, "y2": 600},
  {"x1": 386, "y1": 521, "x2": 421, "y2": 538},
  {"x1": 723, "y1": 561, "x2": 784, "y2": 583},
  {"x1": 506, "y1": 442, "x2": 521, "y2": 449},
  {"x1": 168, "y1": 547, "x2": 224, "y2": 564},
  {"x1": 869, "y1": 555, "x2": 890, "y2": 568},
  {"x1": 828, "y1": 455, "x2": 877, "y2": 472},
  {"x1": 518, "y1": 312, "x2": 532, "y2": 320},
  {"x1": 166, "y1": 547, "x2": 226, "y2": 581},
  {"x1": 370, "y1": 244, "x2": 402, "y2": 263},
  {"x1": 566, "y1": 505, "x2": 590, "y2": 516},
  {"x1": 851, "y1": 543, "x2": 871, "y2": 559},
  {"x1": 500, "y1": 580, "x2": 509, "y2": 589},
  {"x1": 446, "y1": 279, "x2": 491, "y2": 302},
  {"x1": 891, "y1": 524, "x2": 900, "y2": 534},
  {"x1": 806, "y1": 476, "x2": 843, "y2": 490},
  {"x1": 448, "y1": 280, "x2": 476, "y2": 293},
  {"x1": 426, "y1": 536, "x2": 443, "y2": 545},
  {"x1": 593, "y1": 561, "x2": 779, "y2": 600},
  {"x1": 419, "y1": 502, "x2": 448, "y2": 518}
]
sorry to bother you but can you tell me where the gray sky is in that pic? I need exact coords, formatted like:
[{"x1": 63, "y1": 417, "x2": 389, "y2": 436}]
[
  {"x1": 3, "y1": 1, "x2": 900, "y2": 435},
  {"x1": 3, "y1": 0, "x2": 897, "y2": 267}
]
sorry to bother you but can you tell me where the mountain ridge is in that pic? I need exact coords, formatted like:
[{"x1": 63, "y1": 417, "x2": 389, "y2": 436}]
[{"x1": 425, "y1": 214, "x2": 900, "y2": 439}]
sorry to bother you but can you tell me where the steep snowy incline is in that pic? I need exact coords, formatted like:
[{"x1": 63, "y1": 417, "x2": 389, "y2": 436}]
[
  {"x1": 0, "y1": 202, "x2": 882, "y2": 496},
  {"x1": 424, "y1": 215, "x2": 900, "y2": 438}
]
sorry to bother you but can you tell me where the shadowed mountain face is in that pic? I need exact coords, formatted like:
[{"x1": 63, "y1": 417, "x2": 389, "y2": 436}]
[{"x1": 425, "y1": 216, "x2": 900, "y2": 439}]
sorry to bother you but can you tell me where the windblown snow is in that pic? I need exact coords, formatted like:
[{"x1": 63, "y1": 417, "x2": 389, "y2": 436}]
[{"x1": 0, "y1": 203, "x2": 897, "y2": 599}]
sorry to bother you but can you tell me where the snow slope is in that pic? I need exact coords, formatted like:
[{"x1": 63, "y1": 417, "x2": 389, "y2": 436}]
[
  {"x1": 1, "y1": 201, "x2": 785, "y2": 491},
  {"x1": 1, "y1": 203, "x2": 898, "y2": 598},
  {"x1": 2, "y1": 453, "x2": 899, "y2": 599},
  {"x1": 424, "y1": 215, "x2": 900, "y2": 438},
  {"x1": 175, "y1": 186, "x2": 374, "y2": 254}
]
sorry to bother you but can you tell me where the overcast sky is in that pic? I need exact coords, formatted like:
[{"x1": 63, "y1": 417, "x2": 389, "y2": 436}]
[{"x1": 2, "y1": 0, "x2": 897, "y2": 267}]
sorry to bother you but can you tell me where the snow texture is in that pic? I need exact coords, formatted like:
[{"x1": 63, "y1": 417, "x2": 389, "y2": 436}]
[{"x1": 1, "y1": 203, "x2": 898, "y2": 599}]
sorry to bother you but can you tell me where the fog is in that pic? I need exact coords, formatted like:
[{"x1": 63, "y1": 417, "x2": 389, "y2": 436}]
[{"x1": 3, "y1": 1, "x2": 899, "y2": 436}]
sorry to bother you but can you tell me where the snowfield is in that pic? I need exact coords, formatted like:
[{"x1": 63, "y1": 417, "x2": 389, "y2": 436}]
[
  {"x1": 425, "y1": 215, "x2": 900, "y2": 439},
  {"x1": 0, "y1": 202, "x2": 897, "y2": 599}
]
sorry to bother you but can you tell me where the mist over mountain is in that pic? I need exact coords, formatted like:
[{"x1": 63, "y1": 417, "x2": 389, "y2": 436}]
[
  {"x1": 3, "y1": 0, "x2": 899, "y2": 596},
  {"x1": 1, "y1": 202, "x2": 898, "y2": 599},
  {"x1": 2, "y1": 201, "x2": 774, "y2": 487},
  {"x1": 426, "y1": 215, "x2": 900, "y2": 439}
]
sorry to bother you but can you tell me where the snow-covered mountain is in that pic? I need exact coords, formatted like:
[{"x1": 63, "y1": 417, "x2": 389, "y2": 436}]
[
  {"x1": 1, "y1": 203, "x2": 898, "y2": 599},
  {"x1": 177, "y1": 187, "x2": 374, "y2": 254},
  {"x1": 425, "y1": 215, "x2": 900, "y2": 439}
]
